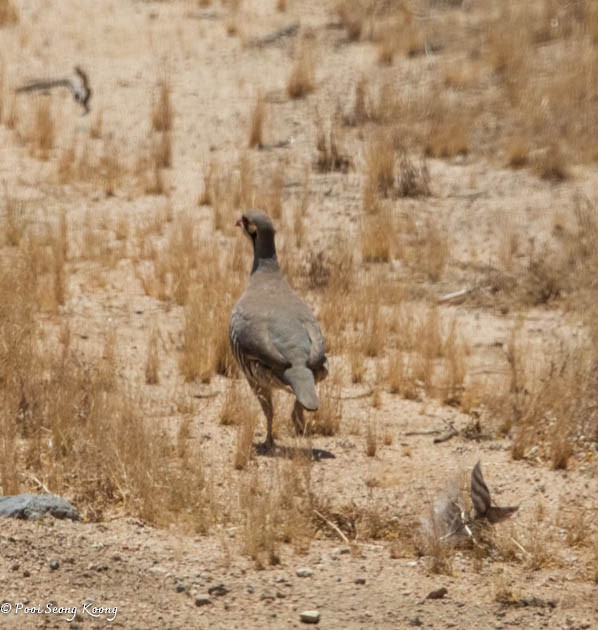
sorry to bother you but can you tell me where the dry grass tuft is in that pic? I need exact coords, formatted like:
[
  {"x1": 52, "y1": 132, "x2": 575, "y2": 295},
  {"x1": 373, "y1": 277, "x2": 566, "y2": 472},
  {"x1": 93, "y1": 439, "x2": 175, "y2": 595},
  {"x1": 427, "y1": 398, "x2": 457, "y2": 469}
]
[
  {"x1": 248, "y1": 94, "x2": 265, "y2": 149},
  {"x1": 0, "y1": 0, "x2": 18, "y2": 25},
  {"x1": 310, "y1": 381, "x2": 342, "y2": 437},
  {"x1": 396, "y1": 152, "x2": 430, "y2": 198},
  {"x1": 360, "y1": 209, "x2": 393, "y2": 263},
  {"x1": 179, "y1": 240, "x2": 239, "y2": 382},
  {"x1": 145, "y1": 326, "x2": 160, "y2": 385},
  {"x1": 533, "y1": 143, "x2": 569, "y2": 182},
  {"x1": 152, "y1": 80, "x2": 173, "y2": 132},
  {"x1": 506, "y1": 135, "x2": 530, "y2": 169},
  {"x1": 336, "y1": 0, "x2": 367, "y2": 42},
  {"x1": 240, "y1": 461, "x2": 314, "y2": 567},
  {"x1": 152, "y1": 130, "x2": 172, "y2": 169},
  {"x1": 0, "y1": 254, "x2": 211, "y2": 526},
  {"x1": 29, "y1": 99, "x2": 55, "y2": 160},
  {"x1": 287, "y1": 41, "x2": 315, "y2": 99},
  {"x1": 315, "y1": 118, "x2": 351, "y2": 173},
  {"x1": 365, "y1": 422, "x2": 377, "y2": 456}
]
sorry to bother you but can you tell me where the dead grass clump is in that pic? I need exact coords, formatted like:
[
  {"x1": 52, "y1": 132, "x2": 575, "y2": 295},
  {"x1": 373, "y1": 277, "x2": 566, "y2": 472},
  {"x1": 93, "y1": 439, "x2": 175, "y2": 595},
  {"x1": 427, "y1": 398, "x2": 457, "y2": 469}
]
[
  {"x1": 533, "y1": 143, "x2": 569, "y2": 182},
  {"x1": 400, "y1": 218, "x2": 448, "y2": 282},
  {"x1": 145, "y1": 326, "x2": 160, "y2": 385},
  {"x1": 387, "y1": 352, "x2": 419, "y2": 400},
  {"x1": 310, "y1": 381, "x2": 342, "y2": 436},
  {"x1": 2, "y1": 189, "x2": 26, "y2": 246},
  {"x1": 506, "y1": 135, "x2": 530, "y2": 169},
  {"x1": 0, "y1": 261, "x2": 211, "y2": 526},
  {"x1": 0, "y1": 0, "x2": 18, "y2": 25},
  {"x1": 220, "y1": 381, "x2": 253, "y2": 427},
  {"x1": 315, "y1": 119, "x2": 352, "y2": 173},
  {"x1": 152, "y1": 80, "x2": 173, "y2": 132},
  {"x1": 508, "y1": 329, "x2": 590, "y2": 469},
  {"x1": 248, "y1": 94, "x2": 265, "y2": 149},
  {"x1": 30, "y1": 99, "x2": 55, "y2": 160},
  {"x1": 343, "y1": 77, "x2": 371, "y2": 127},
  {"x1": 424, "y1": 115, "x2": 469, "y2": 159},
  {"x1": 364, "y1": 132, "x2": 395, "y2": 204},
  {"x1": 377, "y1": 26, "x2": 398, "y2": 65},
  {"x1": 179, "y1": 253, "x2": 239, "y2": 382},
  {"x1": 365, "y1": 422, "x2": 377, "y2": 456},
  {"x1": 360, "y1": 209, "x2": 393, "y2": 263},
  {"x1": 306, "y1": 242, "x2": 354, "y2": 293},
  {"x1": 240, "y1": 461, "x2": 314, "y2": 567},
  {"x1": 336, "y1": 0, "x2": 368, "y2": 42},
  {"x1": 287, "y1": 41, "x2": 315, "y2": 99},
  {"x1": 152, "y1": 131, "x2": 172, "y2": 169},
  {"x1": 396, "y1": 153, "x2": 430, "y2": 197},
  {"x1": 99, "y1": 140, "x2": 122, "y2": 197},
  {"x1": 234, "y1": 406, "x2": 257, "y2": 470},
  {"x1": 90, "y1": 108, "x2": 103, "y2": 139}
]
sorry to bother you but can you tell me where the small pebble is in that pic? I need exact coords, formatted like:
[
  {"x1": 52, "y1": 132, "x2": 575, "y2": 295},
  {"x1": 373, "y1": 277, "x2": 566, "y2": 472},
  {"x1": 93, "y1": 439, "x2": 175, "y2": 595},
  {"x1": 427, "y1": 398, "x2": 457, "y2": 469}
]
[
  {"x1": 49, "y1": 560, "x2": 60, "y2": 571},
  {"x1": 354, "y1": 578, "x2": 366, "y2": 585},
  {"x1": 296, "y1": 568, "x2": 313, "y2": 578},
  {"x1": 195, "y1": 596, "x2": 211, "y2": 607},
  {"x1": 208, "y1": 583, "x2": 229, "y2": 597},
  {"x1": 175, "y1": 584, "x2": 186, "y2": 593},
  {"x1": 300, "y1": 610, "x2": 320, "y2": 624}
]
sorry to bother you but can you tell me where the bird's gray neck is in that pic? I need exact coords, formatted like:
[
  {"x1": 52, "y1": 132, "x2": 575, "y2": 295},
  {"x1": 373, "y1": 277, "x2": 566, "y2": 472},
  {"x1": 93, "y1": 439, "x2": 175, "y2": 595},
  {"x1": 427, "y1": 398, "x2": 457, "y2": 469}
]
[{"x1": 251, "y1": 233, "x2": 279, "y2": 274}]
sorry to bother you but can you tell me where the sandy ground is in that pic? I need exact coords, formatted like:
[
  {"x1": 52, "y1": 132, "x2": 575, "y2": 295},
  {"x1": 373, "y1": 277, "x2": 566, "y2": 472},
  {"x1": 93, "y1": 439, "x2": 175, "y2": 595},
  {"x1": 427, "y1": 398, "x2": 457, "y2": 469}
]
[{"x1": 0, "y1": 1, "x2": 597, "y2": 628}]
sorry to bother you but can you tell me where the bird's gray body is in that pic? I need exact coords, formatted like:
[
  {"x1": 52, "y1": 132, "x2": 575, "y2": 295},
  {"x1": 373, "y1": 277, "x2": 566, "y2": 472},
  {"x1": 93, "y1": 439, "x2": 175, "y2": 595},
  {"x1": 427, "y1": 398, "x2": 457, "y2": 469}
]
[{"x1": 229, "y1": 210, "x2": 328, "y2": 449}]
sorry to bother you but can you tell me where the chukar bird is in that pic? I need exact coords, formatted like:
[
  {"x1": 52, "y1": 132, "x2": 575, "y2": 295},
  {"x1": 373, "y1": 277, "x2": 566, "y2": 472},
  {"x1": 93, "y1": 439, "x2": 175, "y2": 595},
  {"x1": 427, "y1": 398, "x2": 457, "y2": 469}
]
[
  {"x1": 229, "y1": 210, "x2": 328, "y2": 452},
  {"x1": 16, "y1": 66, "x2": 92, "y2": 115}
]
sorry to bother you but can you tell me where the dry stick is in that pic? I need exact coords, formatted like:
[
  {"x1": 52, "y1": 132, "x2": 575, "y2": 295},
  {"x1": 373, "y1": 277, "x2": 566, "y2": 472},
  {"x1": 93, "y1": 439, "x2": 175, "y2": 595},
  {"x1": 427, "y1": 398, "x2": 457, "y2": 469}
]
[
  {"x1": 313, "y1": 509, "x2": 349, "y2": 544},
  {"x1": 26, "y1": 473, "x2": 51, "y2": 494},
  {"x1": 433, "y1": 425, "x2": 459, "y2": 444},
  {"x1": 331, "y1": 386, "x2": 374, "y2": 401},
  {"x1": 251, "y1": 21, "x2": 299, "y2": 47},
  {"x1": 437, "y1": 288, "x2": 474, "y2": 304},
  {"x1": 193, "y1": 392, "x2": 220, "y2": 399},
  {"x1": 405, "y1": 429, "x2": 442, "y2": 436}
]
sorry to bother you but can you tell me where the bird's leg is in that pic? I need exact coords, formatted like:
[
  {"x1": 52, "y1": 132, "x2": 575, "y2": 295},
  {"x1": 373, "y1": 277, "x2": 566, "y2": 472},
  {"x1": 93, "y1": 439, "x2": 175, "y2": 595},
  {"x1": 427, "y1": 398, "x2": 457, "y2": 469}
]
[
  {"x1": 291, "y1": 400, "x2": 306, "y2": 436},
  {"x1": 255, "y1": 388, "x2": 275, "y2": 452}
]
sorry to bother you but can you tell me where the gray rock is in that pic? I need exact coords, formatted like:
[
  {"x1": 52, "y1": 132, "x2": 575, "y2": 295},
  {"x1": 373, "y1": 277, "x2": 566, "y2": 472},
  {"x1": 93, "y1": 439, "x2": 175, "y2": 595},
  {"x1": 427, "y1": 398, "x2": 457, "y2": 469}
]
[
  {"x1": 0, "y1": 494, "x2": 80, "y2": 521},
  {"x1": 195, "y1": 596, "x2": 211, "y2": 607},
  {"x1": 208, "y1": 583, "x2": 229, "y2": 597},
  {"x1": 49, "y1": 560, "x2": 60, "y2": 571},
  {"x1": 300, "y1": 610, "x2": 320, "y2": 624},
  {"x1": 296, "y1": 568, "x2": 313, "y2": 578}
]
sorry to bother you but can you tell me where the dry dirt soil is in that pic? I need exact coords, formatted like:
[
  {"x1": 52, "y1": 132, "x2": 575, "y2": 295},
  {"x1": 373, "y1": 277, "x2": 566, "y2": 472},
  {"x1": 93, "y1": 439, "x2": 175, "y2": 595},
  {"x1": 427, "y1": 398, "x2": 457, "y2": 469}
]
[{"x1": 0, "y1": 1, "x2": 597, "y2": 629}]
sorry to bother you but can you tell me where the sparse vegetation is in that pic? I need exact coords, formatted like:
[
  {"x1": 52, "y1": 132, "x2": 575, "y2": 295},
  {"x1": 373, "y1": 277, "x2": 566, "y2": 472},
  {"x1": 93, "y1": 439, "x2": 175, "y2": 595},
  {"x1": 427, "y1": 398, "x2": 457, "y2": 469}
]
[
  {"x1": 287, "y1": 40, "x2": 315, "y2": 99},
  {"x1": 1, "y1": 2, "x2": 597, "y2": 624}
]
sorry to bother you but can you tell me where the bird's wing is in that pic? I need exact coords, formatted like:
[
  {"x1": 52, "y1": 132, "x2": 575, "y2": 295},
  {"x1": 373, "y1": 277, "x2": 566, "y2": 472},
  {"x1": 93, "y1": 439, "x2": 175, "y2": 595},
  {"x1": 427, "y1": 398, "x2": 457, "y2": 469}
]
[
  {"x1": 303, "y1": 317, "x2": 327, "y2": 369},
  {"x1": 231, "y1": 304, "x2": 291, "y2": 373}
]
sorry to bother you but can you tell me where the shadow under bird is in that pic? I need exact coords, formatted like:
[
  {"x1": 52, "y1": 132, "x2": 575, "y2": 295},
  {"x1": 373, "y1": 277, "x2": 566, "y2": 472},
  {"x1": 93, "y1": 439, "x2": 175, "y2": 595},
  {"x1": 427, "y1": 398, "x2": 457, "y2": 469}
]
[
  {"x1": 16, "y1": 66, "x2": 92, "y2": 115},
  {"x1": 229, "y1": 210, "x2": 328, "y2": 453}
]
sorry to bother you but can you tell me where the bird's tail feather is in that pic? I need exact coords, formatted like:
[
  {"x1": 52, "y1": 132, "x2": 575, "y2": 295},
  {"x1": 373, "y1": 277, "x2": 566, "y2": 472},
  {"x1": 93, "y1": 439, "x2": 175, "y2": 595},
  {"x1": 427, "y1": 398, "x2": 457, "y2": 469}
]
[{"x1": 284, "y1": 367, "x2": 319, "y2": 411}]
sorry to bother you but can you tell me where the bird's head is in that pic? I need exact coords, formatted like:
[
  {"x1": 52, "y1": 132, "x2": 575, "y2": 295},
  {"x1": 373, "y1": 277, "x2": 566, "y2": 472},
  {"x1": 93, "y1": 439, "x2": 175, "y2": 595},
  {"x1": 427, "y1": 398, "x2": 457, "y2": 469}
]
[
  {"x1": 236, "y1": 210, "x2": 275, "y2": 242},
  {"x1": 236, "y1": 210, "x2": 277, "y2": 268}
]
